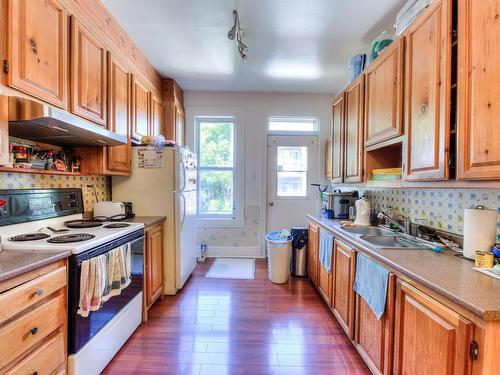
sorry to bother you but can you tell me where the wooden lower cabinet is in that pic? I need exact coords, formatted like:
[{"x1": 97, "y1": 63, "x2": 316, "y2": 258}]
[
  {"x1": 393, "y1": 280, "x2": 473, "y2": 375},
  {"x1": 0, "y1": 260, "x2": 67, "y2": 374},
  {"x1": 355, "y1": 273, "x2": 396, "y2": 375},
  {"x1": 307, "y1": 222, "x2": 320, "y2": 286},
  {"x1": 317, "y1": 230, "x2": 333, "y2": 306},
  {"x1": 332, "y1": 239, "x2": 356, "y2": 339},
  {"x1": 144, "y1": 223, "x2": 164, "y2": 320}
]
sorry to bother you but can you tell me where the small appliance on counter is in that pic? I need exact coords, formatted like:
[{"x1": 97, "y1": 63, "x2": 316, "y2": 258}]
[
  {"x1": 322, "y1": 190, "x2": 358, "y2": 219},
  {"x1": 354, "y1": 196, "x2": 371, "y2": 226},
  {"x1": 93, "y1": 201, "x2": 134, "y2": 220}
]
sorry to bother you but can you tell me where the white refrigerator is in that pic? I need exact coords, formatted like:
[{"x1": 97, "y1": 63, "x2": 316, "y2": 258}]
[{"x1": 112, "y1": 146, "x2": 198, "y2": 294}]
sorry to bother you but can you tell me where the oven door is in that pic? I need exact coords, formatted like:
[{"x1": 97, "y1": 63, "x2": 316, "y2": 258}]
[{"x1": 68, "y1": 230, "x2": 144, "y2": 354}]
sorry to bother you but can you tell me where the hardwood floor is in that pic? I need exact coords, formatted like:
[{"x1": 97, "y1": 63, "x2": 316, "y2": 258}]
[{"x1": 103, "y1": 259, "x2": 370, "y2": 375}]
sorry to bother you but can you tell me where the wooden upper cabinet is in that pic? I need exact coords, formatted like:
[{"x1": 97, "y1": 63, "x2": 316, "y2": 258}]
[
  {"x1": 393, "y1": 280, "x2": 473, "y2": 375},
  {"x1": 331, "y1": 94, "x2": 345, "y2": 183},
  {"x1": 332, "y1": 240, "x2": 356, "y2": 339},
  {"x1": 163, "y1": 78, "x2": 185, "y2": 144},
  {"x1": 107, "y1": 53, "x2": 131, "y2": 173},
  {"x1": 457, "y1": 0, "x2": 500, "y2": 179},
  {"x1": 307, "y1": 222, "x2": 319, "y2": 287},
  {"x1": 151, "y1": 94, "x2": 164, "y2": 137},
  {"x1": 355, "y1": 271, "x2": 396, "y2": 375},
  {"x1": 325, "y1": 138, "x2": 332, "y2": 180},
  {"x1": 404, "y1": 0, "x2": 451, "y2": 181},
  {"x1": 7, "y1": 0, "x2": 67, "y2": 108},
  {"x1": 132, "y1": 76, "x2": 151, "y2": 143},
  {"x1": 70, "y1": 16, "x2": 107, "y2": 126},
  {"x1": 344, "y1": 75, "x2": 365, "y2": 183},
  {"x1": 364, "y1": 38, "x2": 404, "y2": 147}
]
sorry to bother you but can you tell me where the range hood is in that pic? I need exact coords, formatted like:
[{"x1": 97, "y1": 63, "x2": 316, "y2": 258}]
[{"x1": 6, "y1": 96, "x2": 127, "y2": 147}]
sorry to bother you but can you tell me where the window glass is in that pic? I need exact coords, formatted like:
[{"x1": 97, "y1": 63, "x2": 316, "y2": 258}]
[
  {"x1": 276, "y1": 146, "x2": 307, "y2": 197},
  {"x1": 268, "y1": 117, "x2": 319, "y2": 132},
  {"x1": 196, "y1": 118, "x2": 236, "y2": 217}
]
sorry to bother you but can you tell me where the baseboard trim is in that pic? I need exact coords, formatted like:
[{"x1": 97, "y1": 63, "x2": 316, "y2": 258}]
[{"x1": 206, "y1": 246, "x2": 264, "y2": 258}]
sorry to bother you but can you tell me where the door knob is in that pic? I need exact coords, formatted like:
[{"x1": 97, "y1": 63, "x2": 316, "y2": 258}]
[{"x1": 268, "y1": 202, "x2": 274, "y2": 206}]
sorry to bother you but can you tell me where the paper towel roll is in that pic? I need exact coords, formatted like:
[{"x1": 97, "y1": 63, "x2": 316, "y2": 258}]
[{"x1": 463, "y1": 207, "x2": 498, "y2": 259}]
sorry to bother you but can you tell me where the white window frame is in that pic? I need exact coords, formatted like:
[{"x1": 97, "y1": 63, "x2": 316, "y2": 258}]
[
  {"x1": 268, "y1": 116, "x2": 320, "y2": 135},
  {"x1": 195, "y1": 114, "x2": 244, "y2": 227}
]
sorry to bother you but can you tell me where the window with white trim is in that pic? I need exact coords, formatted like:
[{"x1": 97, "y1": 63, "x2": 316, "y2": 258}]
[
  {"x1": 268, "y1": 116, "x2": 320, "y2": 133},
  {"x1": 196, "y1": 116, "x2": 243, "y2": 226}
]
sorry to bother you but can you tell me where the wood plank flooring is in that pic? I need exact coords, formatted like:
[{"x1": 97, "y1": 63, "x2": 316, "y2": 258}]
[{"x1": 103, "y1": 259, "x2": 370, "y2": 375}]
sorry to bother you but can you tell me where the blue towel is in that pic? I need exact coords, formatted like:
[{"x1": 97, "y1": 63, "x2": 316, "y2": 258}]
[
  {"x1": 353, "y1": 253, "x2": 390, "y2": 320},
  {"x1": 319, "y1": 229, "x2": 334, "y2": 273}
]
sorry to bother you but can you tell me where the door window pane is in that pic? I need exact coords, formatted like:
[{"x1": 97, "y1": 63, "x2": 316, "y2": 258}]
[
  {"x1": 277, "y1": 171, "x2": 307, "y2": 197},
  {"x1": 199, "y1": 170, "x2": 234, "y2": 215},
  {"x1": 277, "y1": 147, "x2": 307, "y2": 171},
  {"x1": 199, "y1": 122, "x2": 234, "y2": 167}
]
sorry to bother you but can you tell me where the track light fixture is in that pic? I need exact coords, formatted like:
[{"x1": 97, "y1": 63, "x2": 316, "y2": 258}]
[{"x1": 227, "y1": 9, "x2": 247, "y2": 61}]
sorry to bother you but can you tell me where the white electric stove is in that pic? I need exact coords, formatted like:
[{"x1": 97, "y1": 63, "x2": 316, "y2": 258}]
[{"x1": 0, "y1": 188, "x2": 145, "y2": 375}]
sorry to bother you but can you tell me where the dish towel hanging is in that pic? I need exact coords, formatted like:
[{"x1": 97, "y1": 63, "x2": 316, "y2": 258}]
[
  {"x1": 319, "y1": 229, "x2": 334, "y2": 273},
  {"x1": 353, "y1": 252, "x2": 390, "y2": 320}
]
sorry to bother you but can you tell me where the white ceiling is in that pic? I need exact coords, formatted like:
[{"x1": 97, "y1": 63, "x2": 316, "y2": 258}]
[{"x1": 102, "y1": 0, "x2": 405, "y2": 94}]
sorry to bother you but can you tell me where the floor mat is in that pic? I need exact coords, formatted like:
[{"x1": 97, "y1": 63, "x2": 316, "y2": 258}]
[{"x1": 205, "y1": 258, "x2": 256, "y2": 280}]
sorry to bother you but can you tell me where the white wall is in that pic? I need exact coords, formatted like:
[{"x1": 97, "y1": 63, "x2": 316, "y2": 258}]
[{"x1": 185, "y1": 91, "x2": 334, "y2": 256}]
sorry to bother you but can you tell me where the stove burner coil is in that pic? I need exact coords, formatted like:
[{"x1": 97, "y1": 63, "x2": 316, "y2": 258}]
[
  {"x1": 47, "y1": 233, "x2": 96, "y2": 243},
  {"x1": 103, "y1": 223, "x2": 131, "y2": 229},
  {"x1": 9, "y1": 233, "x2": 51, "y2": 242},
  {"x1": 64, "y1": 220, "x2": 103, "y2": 229}
]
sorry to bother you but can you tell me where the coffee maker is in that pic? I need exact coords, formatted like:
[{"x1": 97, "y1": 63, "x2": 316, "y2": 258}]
[{"x1": 322, "y1": 190, "x2": 358, "y2": 219}]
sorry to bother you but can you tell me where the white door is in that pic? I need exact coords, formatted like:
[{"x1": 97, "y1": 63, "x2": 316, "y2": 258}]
[{"x1": 266, "y1": 135, "x2": 319, "y2": 233}]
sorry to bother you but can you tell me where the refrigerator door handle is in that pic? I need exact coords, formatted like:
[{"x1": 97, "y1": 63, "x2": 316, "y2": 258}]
[
  {"x1": 180, "y1": 159, "x2": 187, "y2": 191},
  {"x1": 180, "y1": 193, "x2": 186, "y2": 226}
]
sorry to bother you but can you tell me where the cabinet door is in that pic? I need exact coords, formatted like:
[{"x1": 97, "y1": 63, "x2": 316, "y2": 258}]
[
  {"x1": 132, "y1": 76, "x2": 151, "y2": 142},
  {"x1": 146, "y1": 224, "x2": 164, "y2": 306},
  {"x1": 364, "y1": 38, "x2": 404, "y2": 146},
  {"x1": 107, "y1": 53, "x2": 131, "y2": 173},
  {"x1": 331, "y1": 94, "x2": 344, "y2": 183},
  {"x1": 344, "y1": 76, "x2": 364, "y2": 183},
  {"x1": 355, "y1": 272, "x2": 396, "y2": 375},
  {"x1": 317, "y1": 232, "x2": 333, "y2": 307},
  {"x1": 175, "y1": 106, "x2": 186, "y2": 146},
  {"x1": 325, "y1": 138, "x2": 332, "y2": 180},
  {"x1": 307, "y1": 222, "x2": 319, "y2": 286},
  {"x1": 332, "y1": 240, "x2": 356, "y2": 339},
  {"x1": 151, "y1": 94, "x2": 164, "y2": 136},
  {"x1": 7, "y1": 0, "x2": 67, "y2": 108},
  {"x1": 457, "y1": 0, "x2": 500, "y2": 179},
  {"x1": 70, "y1": 16, "x2": 107, "y2": 126},
  {"x1": 393, "y1": 280, "x2": 473, "y2": 375},
  {"x1": 405, "y1": 0, "x2": 451, "y2": 181}
]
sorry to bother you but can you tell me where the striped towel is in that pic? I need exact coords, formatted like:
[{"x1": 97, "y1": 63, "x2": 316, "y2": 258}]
[{"x1": 77, "y1": 244, "x2": 132, "y2": 317}]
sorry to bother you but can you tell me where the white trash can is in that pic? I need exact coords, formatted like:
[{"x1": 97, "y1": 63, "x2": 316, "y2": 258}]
[{"x1": 266, "y1": 231, "x2": 293, "y2": 284}]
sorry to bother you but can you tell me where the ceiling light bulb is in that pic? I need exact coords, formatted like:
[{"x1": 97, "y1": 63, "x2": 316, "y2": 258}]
[{"x1": 228, "y1": 27, "x2": 236, "y2": 40}]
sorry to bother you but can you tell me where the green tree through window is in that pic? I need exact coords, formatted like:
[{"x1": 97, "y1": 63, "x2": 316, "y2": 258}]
[{"x1": 197, "y1": 119, "x2": 235, "y2": 216}]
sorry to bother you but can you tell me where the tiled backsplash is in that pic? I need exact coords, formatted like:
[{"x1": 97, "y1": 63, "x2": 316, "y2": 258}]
[
  {"x1": 196, "y1": 205, "x2": 260, "y2": 247},
  {"x1": 359, "y1": 188, "x2": 500, "y2": 241},
  {"x1": 0, "y1": 172, "x2": 110, "y2": 212}
]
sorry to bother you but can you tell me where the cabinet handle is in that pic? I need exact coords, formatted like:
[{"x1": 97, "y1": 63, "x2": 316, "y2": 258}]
[
  {"x1": 29, "y1": 327, "x2": 38, "y2": 335},
  {"x1": 33, "y1": 288, "x2": 44, "y2": 296},
  {"x1": 32, "y1": 371, "x2": 38, "y2": 375}
]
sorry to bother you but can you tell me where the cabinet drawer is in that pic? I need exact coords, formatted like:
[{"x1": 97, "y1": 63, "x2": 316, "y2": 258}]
[
  {"x1": 5, "y1": 331, "x2": 65, "y2": 375},
  {"x1": 0, "y1": 293, "x2": 65, "y2": 369},
  {"x1": 0, "y1": 266, "x2": 66, "y2": 324}
]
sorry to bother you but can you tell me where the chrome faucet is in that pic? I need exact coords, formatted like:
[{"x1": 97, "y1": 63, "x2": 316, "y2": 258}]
[{"x1": 377, "y1": 212, "x2": 410, "y2": 234}]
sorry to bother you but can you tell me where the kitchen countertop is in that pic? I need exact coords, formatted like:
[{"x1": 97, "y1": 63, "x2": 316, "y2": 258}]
[
  {"x1": 308, "y1": 214, "x2": 500, "y2": 321},
  {"x1": 0, "y1": 250, "x2": 71, "y2": 283},
  {"x1": 124, "y1": 216, "x2": 166, "y2": 228}
]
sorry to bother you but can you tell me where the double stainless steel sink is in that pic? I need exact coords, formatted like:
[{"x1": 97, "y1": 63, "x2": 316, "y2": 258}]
[{"x1": 339, "y1": 226, "x2": 431, "y2": 250}]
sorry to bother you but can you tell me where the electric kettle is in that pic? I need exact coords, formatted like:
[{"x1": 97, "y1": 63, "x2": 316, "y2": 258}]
[{"x1": 354, "y1": 196, "x2": 371, "y2": 226}]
